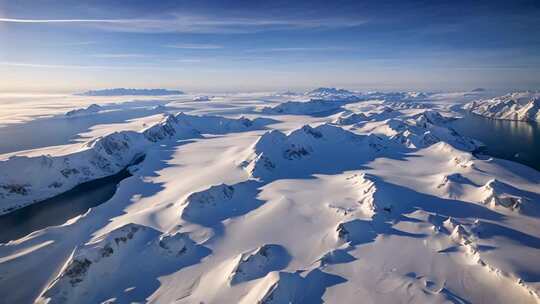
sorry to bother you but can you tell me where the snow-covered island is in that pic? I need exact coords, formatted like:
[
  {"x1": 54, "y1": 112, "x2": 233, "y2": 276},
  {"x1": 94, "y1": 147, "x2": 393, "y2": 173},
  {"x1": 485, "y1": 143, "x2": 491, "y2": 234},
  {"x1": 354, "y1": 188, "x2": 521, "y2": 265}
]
[
  {"x1": 0, "y1": 88, "x2": 539, "y2": 304},
  {"x1": 77, "y1": 88, "x2": 185, "y2": 96},
  {"x1": 464, "y1": 91, "x2": 540, "y2": 122},
  {"x1": 65, "y1": 104, "x2": 103, "y2": 117},
  {"x1": 193, "y1": 95, "x2": 213, "y2": 101}
]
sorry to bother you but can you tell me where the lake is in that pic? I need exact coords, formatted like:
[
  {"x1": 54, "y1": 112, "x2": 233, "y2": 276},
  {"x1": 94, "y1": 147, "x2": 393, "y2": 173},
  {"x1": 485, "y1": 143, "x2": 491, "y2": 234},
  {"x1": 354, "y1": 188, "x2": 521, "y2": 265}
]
[{"x1": 449, "y1": 112, "x2": 540, "y2": 172}]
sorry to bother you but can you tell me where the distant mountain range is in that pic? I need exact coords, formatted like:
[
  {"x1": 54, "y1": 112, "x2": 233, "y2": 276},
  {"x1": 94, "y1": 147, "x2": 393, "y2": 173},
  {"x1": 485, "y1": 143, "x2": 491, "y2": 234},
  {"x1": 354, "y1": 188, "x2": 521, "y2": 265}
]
[
  {"x1": 77, "y1": 88, "x2": 184, "y2": 96},
  {"x1": 306, "y1": 87, "x2": 356, "y2": 97}
]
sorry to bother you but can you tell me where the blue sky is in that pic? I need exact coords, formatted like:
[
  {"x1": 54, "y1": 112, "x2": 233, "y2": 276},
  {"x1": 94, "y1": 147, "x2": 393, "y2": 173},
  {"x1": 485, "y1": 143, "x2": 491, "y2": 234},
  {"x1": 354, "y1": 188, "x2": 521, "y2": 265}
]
[{"x1": 1, "y1": 0, "x2": 539, "y2": 92}]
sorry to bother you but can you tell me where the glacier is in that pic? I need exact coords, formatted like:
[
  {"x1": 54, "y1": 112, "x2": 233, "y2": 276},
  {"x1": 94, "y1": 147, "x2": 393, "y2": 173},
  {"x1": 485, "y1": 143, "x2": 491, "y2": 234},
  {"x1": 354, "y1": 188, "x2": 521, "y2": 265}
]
[{"x1": 0, "y1": 89, "x2": 539, "y2": 304}]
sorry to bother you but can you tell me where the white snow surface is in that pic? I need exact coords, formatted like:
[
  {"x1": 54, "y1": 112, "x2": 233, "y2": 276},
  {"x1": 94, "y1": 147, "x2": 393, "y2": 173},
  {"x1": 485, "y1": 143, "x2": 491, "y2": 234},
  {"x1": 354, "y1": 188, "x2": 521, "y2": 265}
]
[{"x1": 0, "y1": 89, "x2": 539, "y2": 304}]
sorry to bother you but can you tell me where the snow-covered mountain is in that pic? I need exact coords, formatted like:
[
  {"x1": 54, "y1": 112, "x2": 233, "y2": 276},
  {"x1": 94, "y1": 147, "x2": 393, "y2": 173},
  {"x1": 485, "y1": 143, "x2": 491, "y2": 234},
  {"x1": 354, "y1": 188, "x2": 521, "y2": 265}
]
[
  {"x1": 306, "y1": 87, "x2": 356, "y2": 97},
  {"x1": 243, "y1": 123, "x2": 372, "y2": 180},
  {"x1": 306, "y1": 88, "x2": 432, "y2": 102},
  {"x1": 261, "y1": 99, "x2": 346, "y2": 115},
  {"x1": 464, "y1": 91, "x2": 540, "y2": 122},
  {"x1": 363, "y1": 91, "x2": 431, "y2": 102},
  {"x1": 383, "y1": 110, "x2": 481, "y2": 151},
  {"x1": 39, "y1": 223, "x2": 209, "y2": 303},
  {"x1": 0, "y1": 113, "x2": 261, "y2": 214},
  {"x1": 261, "y1": 89, "x2": 434, "y2": 116}
]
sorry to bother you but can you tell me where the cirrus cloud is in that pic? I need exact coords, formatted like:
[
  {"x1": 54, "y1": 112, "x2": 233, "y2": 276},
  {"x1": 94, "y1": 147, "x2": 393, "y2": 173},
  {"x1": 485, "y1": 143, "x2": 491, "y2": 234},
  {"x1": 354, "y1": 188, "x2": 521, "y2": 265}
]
[{"x1": 0, "y1": 14, "x2": 367, "y2": 34}]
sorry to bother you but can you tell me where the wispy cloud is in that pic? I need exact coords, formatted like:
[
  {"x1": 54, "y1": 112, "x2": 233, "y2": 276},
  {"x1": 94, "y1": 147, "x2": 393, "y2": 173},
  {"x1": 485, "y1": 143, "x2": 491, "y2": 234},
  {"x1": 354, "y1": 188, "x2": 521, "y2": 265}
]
[
  {"x1": 92, "y1": 53, "x2": 150, "y2": 58},
  {"x1": 173, "y1": 58, "x2": 204, "y2": 63},
  {"x1": 0, "y1": 61, "x2": 180, "y2": 70},
  {"x1": 249, "y1": 47, "x2": 352, "y2": 52},
  {"x1": 165, "y1": 43, "x2": 224, "y2": 49},
  {"x1": 0, "y1": 18, "x2": 129, "y2": 23},
  {"x1": 62, "y1": 41, "x2": 98, "y2": 46},
  {"x1": 0, "y1": 61, "x2": 101, "y2": 69},
  {"x1": 0, "y1": 14, "x2": 367, "y2": 33}
]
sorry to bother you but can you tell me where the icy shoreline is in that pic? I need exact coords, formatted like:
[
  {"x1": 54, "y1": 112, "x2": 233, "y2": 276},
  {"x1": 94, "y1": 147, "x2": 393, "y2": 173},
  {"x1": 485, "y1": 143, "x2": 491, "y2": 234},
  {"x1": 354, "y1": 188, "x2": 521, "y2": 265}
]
[
  {"x1": 0, "y1": 112, "x2": 261, "y2": 215},
  {"x1": 464, "y1": 91, "x2": 540, "y2": 122}
]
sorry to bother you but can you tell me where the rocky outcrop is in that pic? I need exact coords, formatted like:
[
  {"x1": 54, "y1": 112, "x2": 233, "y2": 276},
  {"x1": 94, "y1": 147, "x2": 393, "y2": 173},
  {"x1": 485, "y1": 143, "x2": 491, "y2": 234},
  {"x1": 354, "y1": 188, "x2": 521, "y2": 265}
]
[
  {"x1": 481, "y1": 179, "x2": 526, "y2": 212},
  {"x1": 229, "y1": 244, "x2": 288, "y2": 285}
]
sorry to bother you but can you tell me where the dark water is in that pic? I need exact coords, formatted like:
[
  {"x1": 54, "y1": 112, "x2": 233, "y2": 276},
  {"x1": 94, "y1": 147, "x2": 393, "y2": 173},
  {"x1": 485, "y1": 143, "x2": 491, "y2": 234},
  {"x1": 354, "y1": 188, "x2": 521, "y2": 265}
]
[
  {"x1": 0, "y1": 104, "x2": 170, "y2": 154},
  {"x1": 0, "y1": 156, "x2": 143, "y2": 243},
  {"x1": 449, "y1": 113, "x2": 540, "y2": 172}
]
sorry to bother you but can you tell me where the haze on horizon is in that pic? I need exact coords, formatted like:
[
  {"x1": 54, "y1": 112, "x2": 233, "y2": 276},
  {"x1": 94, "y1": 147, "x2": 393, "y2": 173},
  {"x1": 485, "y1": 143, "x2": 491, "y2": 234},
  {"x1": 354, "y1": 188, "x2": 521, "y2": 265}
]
[{"x1": 1, "y1": 0, "x2": 539, "y2": 93}]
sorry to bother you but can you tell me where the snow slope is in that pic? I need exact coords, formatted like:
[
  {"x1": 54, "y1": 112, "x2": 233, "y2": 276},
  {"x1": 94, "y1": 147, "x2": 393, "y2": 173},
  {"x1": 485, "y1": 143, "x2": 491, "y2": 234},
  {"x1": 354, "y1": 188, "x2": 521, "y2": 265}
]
[
  {"x1": 0, "y1": 113, "x2": 263, "y2": 214},
  {"x1": 0, "y1": 92, "x2": 539, "y2": 304}
]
